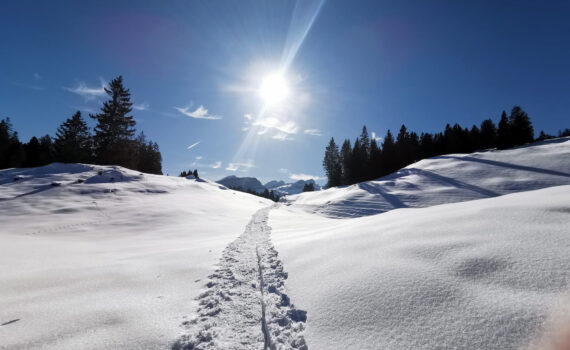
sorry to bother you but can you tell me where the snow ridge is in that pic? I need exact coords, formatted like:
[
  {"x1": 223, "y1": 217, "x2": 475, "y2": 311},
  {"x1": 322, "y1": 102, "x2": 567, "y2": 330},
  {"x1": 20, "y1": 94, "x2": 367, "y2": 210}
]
[{"x1": 174, "y1": 207, "x2": 307, "y2": 350}]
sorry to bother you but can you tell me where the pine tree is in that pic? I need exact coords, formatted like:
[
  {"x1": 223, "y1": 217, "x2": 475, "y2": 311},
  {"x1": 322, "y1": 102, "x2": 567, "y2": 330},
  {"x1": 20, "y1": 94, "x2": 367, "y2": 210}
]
[
  {"x1": 54, "y1": 111, "x2": 92, "y2": 163},
  {"x1": 323, "y1": 137, "x2": 342, "y2": 187},
  {"x1": 497, "y1": 110, "x2": 512, "y2": 149},
  {"x1": 302, "y1": 183, "x2": 315, "y2": 192},
  {"x1": 381, "y1": 130, "x2": 396, "y2": 175},
  {"x1": 91, "y1": 76, "x2": 136, "y2": 166},
  {"x1": 479, "y1": 119, "x2": 497, "y2": 149},
  {"x1": 509, "y1": 106, "x2": 534, "y2": 145},
  {"x1": 0, "y1": 118, "x2": 25, "y2": 169},
  {"x1": 369, "y1": 138, "x2": 382, "y2": 179},
  {"x1": 340, "y1": 139, "x2": 353, "y2": 185}
]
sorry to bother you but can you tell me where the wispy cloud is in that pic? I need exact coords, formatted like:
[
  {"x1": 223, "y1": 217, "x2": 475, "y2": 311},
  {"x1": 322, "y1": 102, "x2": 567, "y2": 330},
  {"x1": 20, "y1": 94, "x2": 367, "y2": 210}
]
[
  {"x1": 187, "y1": 141, "x2": 200, "y2": 150},
  {"x1": 195, "y1": 156, "x2": 203, "y2": 160},
  {"x1": 211, "y1": 161, "x2": 222, "y2": 169},
  {"x1": 290, "y1": 173, "x2": 322, "y2": 181},
  {"x1": 244, "y1": 114, "x2": 253, "y2": 121},
  {"x1": 253, "y1": 117, "x2": 298, "y2": 134},
  {"x1": 64, "y1": 79, "x2": 107, "y2": 100},
  {"x1": 226, "y1": 162, "x2": 254, "y2": 172},
  {"x1": 133, "y1": 102, "x2": 150, "y2": 111},
  {"x1": 33, "y1": 73, "x2": 42, "y2": 81},
  {"x1": 304, "y1": 129, "x2": 322, "y2": 136},
  {"x1": 175, "y1": 105, "x2": 221, "y2": 120},
  {"x1": 272, "y1": 132, "x2": 294, "y2": 141},
  {"x1": 279, "y1": 168, "x2": 289, "y2": 174}
]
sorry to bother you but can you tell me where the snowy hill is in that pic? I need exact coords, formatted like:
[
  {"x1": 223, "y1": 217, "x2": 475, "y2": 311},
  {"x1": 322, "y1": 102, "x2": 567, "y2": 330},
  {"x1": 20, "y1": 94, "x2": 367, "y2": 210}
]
[
  {"x1": 270, "y1": 185, "x2": 570, "y2": 349},
  {"x1": 270, "y1": 179, "x2": 321, "y2": 196},
  {"x1": 0, "y1": 164, "x2": 270, "y2": 350},
  {"x1": 284, "y1": 138, "x2": 570, "y2": 217},
  {"x1": 2, "y1": 138, "x2": 570, "y2": 350},
  {"x1": 216, "y1": 175, "x2": 266, "y2": 193}
]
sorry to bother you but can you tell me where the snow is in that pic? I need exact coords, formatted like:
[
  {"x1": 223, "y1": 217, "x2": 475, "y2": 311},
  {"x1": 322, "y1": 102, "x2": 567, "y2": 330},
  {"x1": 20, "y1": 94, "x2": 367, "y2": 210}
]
[
  {"x1": 216, "y1": 175, "x2": 266, "y2": 194},
  {"x1": 271, "y1": 180, "x2": 321, "y2": 196},
  {"x1": 270, "y1": 186, "x2": 570, "y2": 349},
  {"x1": 284, "y1": 138, "x2": 570, "y2": 218},
  {"x1": 0, "y1": 164, "x2": 270, "y2": 349},
  {"x1": 1, "y1": 138, "x2": 570, "y2": 349}
]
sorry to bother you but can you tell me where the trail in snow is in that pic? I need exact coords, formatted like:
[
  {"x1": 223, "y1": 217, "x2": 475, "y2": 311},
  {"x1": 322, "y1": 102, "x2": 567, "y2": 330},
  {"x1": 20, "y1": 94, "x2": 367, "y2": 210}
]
[{"x1": 174, "y1": 207, "x2": 307, "y2": 350}]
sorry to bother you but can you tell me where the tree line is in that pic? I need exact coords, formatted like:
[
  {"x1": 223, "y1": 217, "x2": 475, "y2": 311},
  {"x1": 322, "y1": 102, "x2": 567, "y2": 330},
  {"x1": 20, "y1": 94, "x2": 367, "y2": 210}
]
[
  {"x1": 228, "y1": 186, "x2": 281, "y2": 202},
  {"x1": 323, "y1": 106, "x2": 568, "y2": 188},
  {"x1": 0, "y1": 76, "x2": 162, "y2": 174}
]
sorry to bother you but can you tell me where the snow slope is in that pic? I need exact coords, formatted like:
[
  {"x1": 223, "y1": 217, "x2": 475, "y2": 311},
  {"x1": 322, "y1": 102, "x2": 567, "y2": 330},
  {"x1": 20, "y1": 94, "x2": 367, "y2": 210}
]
[
  {"x1": 0, "y1": 164, "x2": 270, "y2": 350},
  {"x1": 284, "y1": 138, "x2": 570, "y2": 218},
  {"x1": 270, "y1": 186, "x2": 570, "y2": 350},
  {"x1": 271, "y1": 179, "x2": 321, "y2": 196}
]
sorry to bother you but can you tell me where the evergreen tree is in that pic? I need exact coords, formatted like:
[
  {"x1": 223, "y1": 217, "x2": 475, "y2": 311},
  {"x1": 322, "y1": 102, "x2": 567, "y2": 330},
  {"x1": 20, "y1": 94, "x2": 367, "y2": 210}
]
[
  {"x1": 509, "y1": 106, "x2": 534, "y2": 145},
  {"x1": 369, "y1": 138, "x2": 382, "y2": 179},
  {"x1": 381, "y1": 130, "x2": 396, "y2": 176},
  {"x1": 0, "y1": 118, "x2": 25, "y2": 169},
  {"x1": 302, "y1": 183, "x2": 315, "y2": 192},
  {"x1": 91, "y1": 76, "x2": 136, "y2": 166},
  {"x1": 322, "y1": 137, "x2": 342, "y2": 187},
  {"x1": 479, "y1": 119, "x2": 497, "y2": 149},
  {"x1": 340, "y1": 139, "x2": 353, "y2": 185},
  {"x1": 497, "y1": 110, "x2": 512, "y2": 149},
  {"x1": 54, "y1": 111, "x2": 92, "y2": 163},
  {"x1": 134, "y1": 132, "x2": 162, "y2": 174},
  {"x1": 193, "y1": 169, "x2": 199, "y2": 178},
  {"x1": 469, "y1": 125, "x2": 481, "y2": 152}
]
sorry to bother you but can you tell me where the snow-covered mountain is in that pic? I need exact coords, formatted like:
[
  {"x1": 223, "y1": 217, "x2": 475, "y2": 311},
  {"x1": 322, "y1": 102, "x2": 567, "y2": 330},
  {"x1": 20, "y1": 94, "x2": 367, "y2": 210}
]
[
  {"x1": 217, "y1": 176, "x2": 321, "y2": 196},
  {"x1": 264, "y1": 180, "x2": 285, "y2": 189},
  {"x1": 2, "y1": 137, "x2": 570, "y2": 350},
  {"x1": 216, "y1": 175, "x2": 266, "y2": 193},
  {"x1": 270, "y1": 179, "x2": 321, "y2": 196}
]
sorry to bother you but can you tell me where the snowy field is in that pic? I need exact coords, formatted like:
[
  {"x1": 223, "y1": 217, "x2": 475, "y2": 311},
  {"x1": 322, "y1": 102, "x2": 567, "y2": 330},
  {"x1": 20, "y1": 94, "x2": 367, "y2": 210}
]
[
  {"x1": 271, "y1": 186, "x2": 570, "y2": 349},
  {"x1": 1, "y1": 138, "x2": 570, "y2": 349},
  {"x1": 0, "y1": 165, "x2": 269, "y2": 349}
]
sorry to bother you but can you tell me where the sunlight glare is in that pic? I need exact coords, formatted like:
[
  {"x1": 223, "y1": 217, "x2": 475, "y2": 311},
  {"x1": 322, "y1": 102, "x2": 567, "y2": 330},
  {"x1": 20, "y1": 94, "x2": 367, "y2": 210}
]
[{"x1": 259, "y1": 73, "x2": 289, "y2": 106}]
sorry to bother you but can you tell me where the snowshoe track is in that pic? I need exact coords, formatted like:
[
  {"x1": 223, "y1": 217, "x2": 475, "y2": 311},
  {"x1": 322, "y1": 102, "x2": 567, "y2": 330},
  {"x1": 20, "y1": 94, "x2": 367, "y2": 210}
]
[{"x1": 174, "y1": 207, "x2": 307, "y2": 350}]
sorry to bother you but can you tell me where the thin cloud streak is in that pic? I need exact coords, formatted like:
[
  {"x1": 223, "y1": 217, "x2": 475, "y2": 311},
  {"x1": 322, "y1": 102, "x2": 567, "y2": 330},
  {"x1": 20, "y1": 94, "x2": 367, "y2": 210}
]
[
  {"x1": 64, "y1": 79, "x2": 107, "y2": 100},
  {"x1": 133, "y1": 102, "x2": 150, "y2": 111},
  {"x1": 304, "y1": 128, "x2": 322, "y2": 136},
  {"x1": 175, "y1": 105, "x2": 221, "y2": 120},
  {"x1": 187, "y1": 141, "x2": 200, "y2": 150},
  {"x1": 226, "y1": 162, "x2": 254, "y2": 172}
]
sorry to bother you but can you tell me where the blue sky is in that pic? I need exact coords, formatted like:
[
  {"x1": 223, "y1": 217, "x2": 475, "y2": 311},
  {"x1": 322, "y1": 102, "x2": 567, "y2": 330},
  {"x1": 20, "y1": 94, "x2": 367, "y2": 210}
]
[{"x1": 1, "y1": 0, "x2": 569, "y2": 183}]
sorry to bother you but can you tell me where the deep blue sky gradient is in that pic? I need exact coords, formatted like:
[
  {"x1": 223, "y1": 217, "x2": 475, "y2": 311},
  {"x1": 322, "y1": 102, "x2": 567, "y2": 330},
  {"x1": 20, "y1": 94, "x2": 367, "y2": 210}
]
[{"x1": 1, "y1": 0, "x2": 569, "y2": 182}]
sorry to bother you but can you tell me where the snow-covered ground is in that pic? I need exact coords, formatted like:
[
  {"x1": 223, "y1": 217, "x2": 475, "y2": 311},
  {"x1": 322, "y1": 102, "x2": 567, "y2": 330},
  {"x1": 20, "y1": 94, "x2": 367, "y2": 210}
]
[
  {"x1": 0, "y1": 164, "x2": 270, "y2": 349},
  {"x1": 283, "y1": 138, "x2": 570, "y2": 218},
  {"x1": 1, "y1": 138, "x2": 569, "y2": 350},
  {"x1": 271, "y1": 186, "x2": 570, "y2": 349}
]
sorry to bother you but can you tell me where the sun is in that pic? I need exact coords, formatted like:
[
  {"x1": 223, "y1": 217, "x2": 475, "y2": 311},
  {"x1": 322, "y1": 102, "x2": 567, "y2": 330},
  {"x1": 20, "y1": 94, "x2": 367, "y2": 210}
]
[{"x1": 259, "y1": 73, "x2": 289, "y2": 106}]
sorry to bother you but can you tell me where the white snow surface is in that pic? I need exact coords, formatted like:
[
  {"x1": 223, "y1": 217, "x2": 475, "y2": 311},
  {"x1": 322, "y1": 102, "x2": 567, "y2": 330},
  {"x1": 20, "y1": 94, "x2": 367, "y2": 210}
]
[
  {"x1": 1, "y1": 138, "x2": 570, "y2": 350},
  {"x1": 0, "y1": 164, "x2": 270, "y2": 349},
  {"x1": 284, "y1": 138, "x2": 570, "y2": 218},
  {"x1": 270, "y1": 186, "x2": 570, "y2": 349}
]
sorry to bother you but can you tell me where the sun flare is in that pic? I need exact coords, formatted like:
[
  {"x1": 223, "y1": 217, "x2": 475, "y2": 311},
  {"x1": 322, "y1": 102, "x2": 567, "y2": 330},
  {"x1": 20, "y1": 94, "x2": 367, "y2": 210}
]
[{"x1": 259, "y1": 73, "x2": 289, "y2": 106}]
